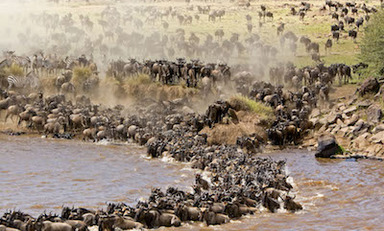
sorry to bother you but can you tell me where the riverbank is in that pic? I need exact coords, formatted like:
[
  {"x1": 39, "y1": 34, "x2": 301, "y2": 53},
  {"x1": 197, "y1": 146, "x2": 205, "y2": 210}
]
[{"x1": 302, "y1": 80, "x2": 384, "y2": 160}]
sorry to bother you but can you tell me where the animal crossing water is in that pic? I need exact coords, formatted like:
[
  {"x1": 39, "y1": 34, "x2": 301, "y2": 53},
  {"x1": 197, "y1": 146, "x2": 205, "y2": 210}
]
[{"x1": 1, "y1": 135, "x2": 383, "y2": 230}]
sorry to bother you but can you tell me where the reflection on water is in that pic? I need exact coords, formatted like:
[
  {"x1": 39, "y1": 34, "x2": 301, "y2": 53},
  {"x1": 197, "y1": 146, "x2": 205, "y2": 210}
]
[{"x1": 1, "y1": 136, "x2": 383, "y2": 230}]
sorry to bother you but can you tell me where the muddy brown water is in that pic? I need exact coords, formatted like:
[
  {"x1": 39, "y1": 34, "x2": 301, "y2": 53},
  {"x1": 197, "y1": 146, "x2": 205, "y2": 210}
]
[{"x1": 1, "y1": 135, "x2": 383, "y2": 230}]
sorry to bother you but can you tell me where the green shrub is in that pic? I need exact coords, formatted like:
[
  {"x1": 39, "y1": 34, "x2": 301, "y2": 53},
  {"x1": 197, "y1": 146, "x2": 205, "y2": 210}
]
[
  {"x1": 229, "y1": 95, "x2": 275, "y2": 121},
  {"x1": 360, "y1": 10, "x2": 384, "y2": 75}
]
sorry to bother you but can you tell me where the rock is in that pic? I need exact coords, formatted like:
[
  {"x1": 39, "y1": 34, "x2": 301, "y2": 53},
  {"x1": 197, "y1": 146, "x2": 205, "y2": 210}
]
[
  {"x1": 345, "y1": 114, "x2": 359, "y2": 126},
  {"x1": 343, "y1": 106, "x2": 357, "y2": 116},
  {"x1": 336, "y1": 118, "x2": 344, "y2": 126},
  {"x1": 352, "y1": 119, "x2": 366, "y2": 134},
  {"x1": 370, "y1": 131, "x2": 384, "y2": 144},
  {"x1": 327, "y1": 113, "x2": 342, "y2": 125},
  {"x1": 366, "y1": 105, "x2": 382, "y2": 123},
  {"x1": 182, "y1": 106, "x2": 194, "y2": 114},
  {"x1": 353, "y1": 132, "x2": 371, "y2": 149},
  {"x1": 310, "y1": 108, "x2": 321, "y2": 118},
  {"x1": 337, "y1": 127, "x2": 350, "y2": 137},
  {"x1": 318, "y1": 125, "x2": 327, "y2": 133},
  {"x1": 366, "y1": 144, "x2": 383, "y2": 156},
  {"x1": 357, "y1": 100, "x2": 372, "y2": 109},
  {"x1": 372, "y1": 124, "x2": 384, "y2": 133},
  {"x1": 310, "y1": 118, "x2": 322, "y2": 130},
  {"x1": 315, "y1": 134, "x2": 343, "y2": 158},
  {"x1": 347, "y1": 96, "x2": 357, "y2": 106},
  {"x1": 319, "y1": 118, "x2": 328, "y2": 127},
  {"x1": 341, "y1": 114, "x2": 349, "y2": 121},
  {"x1": 358, "y1": 77, "x2": 380, "y2": 97}
]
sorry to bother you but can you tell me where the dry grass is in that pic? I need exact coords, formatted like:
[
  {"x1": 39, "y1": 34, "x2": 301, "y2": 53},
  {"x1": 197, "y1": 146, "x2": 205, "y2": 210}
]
[
  {"x1": 229, "y1": 95, "x2": 275, "y2": 121},
  {"x1": 200, "y1": 110, "x2": 267, "y2": 145},
  {"x1": 72, "y1": 66, "x2": 92, "y2": 87},
  {"x1": 122, "y1": 74, "x2": 198, "y2": 101},
  {"x1": 1, "y1": 63, "x2": 24, "y2": 77}
]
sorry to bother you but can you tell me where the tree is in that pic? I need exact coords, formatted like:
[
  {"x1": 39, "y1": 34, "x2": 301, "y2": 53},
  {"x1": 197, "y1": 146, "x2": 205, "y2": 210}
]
[{"x1": 360, "y1": 10, "x2": 384, "y2": 74}]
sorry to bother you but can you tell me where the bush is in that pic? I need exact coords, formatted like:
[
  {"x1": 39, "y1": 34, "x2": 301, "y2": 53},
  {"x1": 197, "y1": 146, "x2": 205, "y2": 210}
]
[
  {"x1": 360, "y1": 10, "x2": 384, "y2": 75},
  {"x1": 124, "y1": 74, "x2": 153, "y2": 86},
  {"x1": 72, "y1": 66, "x2": 92, "y2": 86},
  {"x1": 122, "y1": 74, "x2": 198, "y2": 100},
  {"x1": 229, "y1": 95, "x2": 275, "y2": 121},
  {"x1": 1, "y1": 63, "x2": 24, "y2": 77}
]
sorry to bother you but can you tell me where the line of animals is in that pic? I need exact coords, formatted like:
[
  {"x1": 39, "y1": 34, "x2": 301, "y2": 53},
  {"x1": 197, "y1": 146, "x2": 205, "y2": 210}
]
[
  {"x1": 1, "y1": 50, "x2": 368, "y2": 100},
  {"x1": 0, "y1": 95, "x2": 304, "y2": 230},
  {"x1": 0, "y1": 56, "x2": 370, "y2": 231},
  {"x1": 0, "y1": 147, "x2": 300, "y2": 230},
  {"x1": 108, "y1": 58, "x2": 231, "y2": 87},
  {"x1": 4, "y1": 0, "x2": 377, "y2": 79},
  {"x1": 0, "y1": 81, "x2": 309, "y2": 230}
]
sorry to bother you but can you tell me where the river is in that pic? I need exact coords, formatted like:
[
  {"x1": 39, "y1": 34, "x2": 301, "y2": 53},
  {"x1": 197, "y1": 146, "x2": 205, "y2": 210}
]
[{"x1": 1, "y1": 135, "x2": 383, "y2": 230}]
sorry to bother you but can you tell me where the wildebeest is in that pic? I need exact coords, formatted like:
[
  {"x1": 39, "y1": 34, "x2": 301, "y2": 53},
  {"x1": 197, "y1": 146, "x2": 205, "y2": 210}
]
[
  {"x1": 325, "y1": 39, "x2": 332, "y2": 53},
  {"x1": 332, "y1": 31, "x2": 340, "y2": 42},
  {"x1": 348, "y1": 30, "x2": 357, "y2": 42}
]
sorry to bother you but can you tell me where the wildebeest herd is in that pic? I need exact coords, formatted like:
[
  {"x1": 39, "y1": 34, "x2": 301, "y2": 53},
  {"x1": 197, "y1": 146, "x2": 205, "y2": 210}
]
[{"x1": 0, "y1": 0, "x2": 379, "y2": 229}]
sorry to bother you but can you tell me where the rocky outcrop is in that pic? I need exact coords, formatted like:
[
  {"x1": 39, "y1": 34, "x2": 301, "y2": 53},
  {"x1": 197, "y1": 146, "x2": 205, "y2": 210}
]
[
  {"x1": 357, "y1": 77, "x2": 380, "y2": 97},
  {"x1": 315, "y1": 134, "x2": 343, "y2": 158},
  {"x1": 308, "y1": 90, "x2": 384, "y2": 159}
]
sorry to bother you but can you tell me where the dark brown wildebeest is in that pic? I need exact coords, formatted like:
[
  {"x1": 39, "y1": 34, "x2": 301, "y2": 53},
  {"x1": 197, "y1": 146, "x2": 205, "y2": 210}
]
[
  {"x1": 299, "y1": 11, "x2": 305, "y2": 20},
  {"x1": 355, "y1": 17, "x2": 364, "y2": 30},
  {"x1": 332, "y1": 31, "x2": 340, "y2": 42},
  {"x1": 348, "y1": 29, "x2": 357, "y2": 42},
  {"x1": 325, "y1": 39, "x2": 332, "y2": 54},
  {"x1": 332, "y1": 12, "x2": 339, "y2": 20}
]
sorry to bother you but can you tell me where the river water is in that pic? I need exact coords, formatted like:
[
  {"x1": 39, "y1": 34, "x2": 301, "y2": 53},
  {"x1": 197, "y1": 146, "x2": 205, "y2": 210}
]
[{"x1": 1, "y1": 135, "x2": 383, "y2": 230}]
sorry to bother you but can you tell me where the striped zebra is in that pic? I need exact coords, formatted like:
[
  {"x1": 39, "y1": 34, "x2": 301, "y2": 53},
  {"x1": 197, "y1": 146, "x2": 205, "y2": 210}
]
[
  {"x1": 7, "y1": 72, "x2": 40, "y2": 90},
  {"x1": 64, "y1": 56, "x2": 79, "y2": 69}
]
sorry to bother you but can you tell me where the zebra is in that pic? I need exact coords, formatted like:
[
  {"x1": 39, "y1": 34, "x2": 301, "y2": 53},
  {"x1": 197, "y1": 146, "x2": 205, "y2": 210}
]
[
  {"x1": 64, "y1": 56, "x2": 78, "y2": 69},
  {"x1": 7, "y1": 72, "x2": 40, "y2": 90}
]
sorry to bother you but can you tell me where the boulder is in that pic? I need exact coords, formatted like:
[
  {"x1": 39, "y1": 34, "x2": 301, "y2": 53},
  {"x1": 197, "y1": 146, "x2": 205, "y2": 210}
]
[
  {"x1": 182, "y1": 106, "x2": 195, "y2": 114},
  {"x1": 337, "y1": 127, "x2": 350, "y2": 137},
  {"x1": 336, "y1": 118, "x2": 344, "y2": 126},
  {"x1": 366, "y1": 105, "x2": 382, "y2": 123},
  {"x1": 326, "y1": 113, "x2": 342, "y2": 125},
  {"x1": 310, "y1": 108, "x2": 321, "y2": 118},
  {"x1": 345, "y1": 114, "x2": 359, "y2": 126},
  {"x1": 357, "y1": 100, "x2": 372, "y2": 109},
  {"x1": 343, "y1": 106, "x2": 357, "y2": 116},
  {"x1": 372, "y1": 124, "x2": 384, "y2": 133},
  {"x1": 370, "y1": 131, "x2": 384, "y2": 144},
  {"x1": 315, "y1": 134, "x2": 343, "y2": 158},
  {"x1": 310, "y1": 118, "x2": 323, "y2": 130},
  {"x1": 347, "y1": 96, "x2": 357, "y2": 106},
  {"x1": 353, "y1": 132, "x2": 371, "y2": 149},
  {"x1": 358, "y1": 77, "x2": 380, "y2": 97}
]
